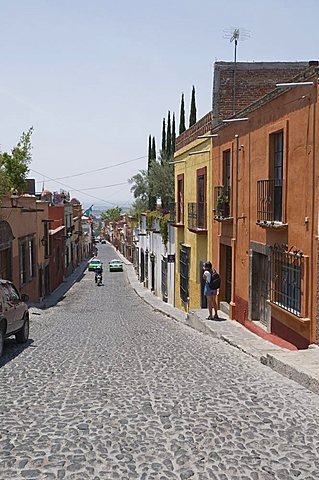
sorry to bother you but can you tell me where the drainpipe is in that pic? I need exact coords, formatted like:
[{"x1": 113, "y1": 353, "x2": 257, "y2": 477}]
[
  {"x1": 311, "y1": 81, "x2": 317, "y2": 343},
  {"x1": 230, "y1": 135, "x2": 239, "y2": 319}
]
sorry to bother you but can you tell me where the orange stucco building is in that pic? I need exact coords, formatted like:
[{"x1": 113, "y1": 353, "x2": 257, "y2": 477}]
[{"x1": 210, "y1": 63, "x2": 319, "y2": 348}]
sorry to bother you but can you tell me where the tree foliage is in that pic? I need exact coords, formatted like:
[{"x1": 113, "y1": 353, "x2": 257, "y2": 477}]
[
  {"x1": 148, "y1": 150, "x2": 174, "y2": 211},
  {"x1": 179, "y1": 93, "x2": 186, "y2": 135},
  {"x1": 0, "y1": 127, "x2": 33, "y2": 195},
  {"x1": 166, "y1": 111, "x2": 172, "y2": 157},
  {"x1": 101, "y1": 206, "x2": 122, "y2": 223},
  {"x1": 161, "y1": 117, "x2": 166, "y2": 153},
  {"x1": 189, "y1": 85, "x2": 197, "y2": 127},
  {"x1": 172, "y1": 113, "x2": 176, "y2": 153}
]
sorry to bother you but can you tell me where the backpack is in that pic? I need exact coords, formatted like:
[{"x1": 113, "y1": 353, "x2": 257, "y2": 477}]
[{"x1": 209, "y1": 270, "x2": 221, "y2": 290}]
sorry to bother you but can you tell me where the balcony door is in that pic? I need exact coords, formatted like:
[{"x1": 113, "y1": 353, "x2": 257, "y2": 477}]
[
  {"x1": 271, "y1": 131, "x2": 283, "y2": 222},
  {"x1": 197, "y1": 167, "x2": 207, "y2": 229}
]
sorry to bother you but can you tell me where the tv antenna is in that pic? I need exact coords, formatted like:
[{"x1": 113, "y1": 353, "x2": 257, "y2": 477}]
[{"x1": 223, "y1": 27, "x2": 251, "y2": 114}]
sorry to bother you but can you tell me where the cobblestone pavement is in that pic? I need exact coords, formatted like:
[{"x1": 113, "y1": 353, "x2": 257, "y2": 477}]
[{"x1": 1, "y1": 246, "x2": 319, "y2": 479}]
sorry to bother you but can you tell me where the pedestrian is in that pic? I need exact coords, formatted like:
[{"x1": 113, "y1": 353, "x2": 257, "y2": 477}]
[{"x1": 203, "y1": 261, "x2": 219, "y2": 320}]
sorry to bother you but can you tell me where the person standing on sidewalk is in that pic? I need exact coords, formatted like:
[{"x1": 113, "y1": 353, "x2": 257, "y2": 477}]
[{"x1": 203, "y1": 261, "x2": 219, "y2": 320}]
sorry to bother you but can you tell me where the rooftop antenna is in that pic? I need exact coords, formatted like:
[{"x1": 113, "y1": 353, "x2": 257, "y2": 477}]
[{"x1": 223, "y1": 27, "x2": 250, "y2": 115}]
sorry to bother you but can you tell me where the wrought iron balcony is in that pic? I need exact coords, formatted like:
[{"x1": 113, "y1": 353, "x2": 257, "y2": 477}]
[
  {"x1": 257, "y1": 179, "x2": 283, "y2": 225},
  {"x1": 188, "y1": 202, "x2": 207, "y2": 231},
  {"x1": 170, "y1": 202, "x2": 184, "y2": 225},
  {"x1": 214, "y1": 186, "x2": 231, "y2": 220}
]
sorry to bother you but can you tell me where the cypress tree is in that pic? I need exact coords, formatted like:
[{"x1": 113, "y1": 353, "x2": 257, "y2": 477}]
[
  {"x1": 189, "y1": 85, "x2": 197, "y2": 127},
  {"x1": 148, "y1": 136, "x2": 157, "y2": 211},
  {"x1": 147, "y1": 134, "x2": 152, "y2": 170},
  {"x1": 172, "y1": 113, "x2": 176, "y2": 153},
  {"x1": 179, "y1": 93, "x2": 186, "y2": 135},
  {"x1": 152, "y1": 136, "x2": 156, "y2": 160},
  {"x1": 166, "y1": 111, "x2": 172, "y2": 157},
  {"x1": 161, "y1": 118, "x2": 166, "y2": 153}
]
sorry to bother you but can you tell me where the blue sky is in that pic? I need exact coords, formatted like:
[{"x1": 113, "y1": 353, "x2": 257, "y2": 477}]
[{"x1": 0, "y1": 0, "x2": 318, "y2": 209}]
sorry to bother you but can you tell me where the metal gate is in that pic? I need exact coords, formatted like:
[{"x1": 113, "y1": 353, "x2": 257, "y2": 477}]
[
  {"x1": 161, "y1": 257, "x2": 168, "y2": 303},
  {"x1": 259, "y1": 254, "x2": 269, "y2": 326},
  {"x1": 225, "y1": 246, "x2": 232, "y2": 303},
  {"x1": 180, "y1": 245, "x2": 190, "y2": 305},
  {"x1": 251, "y1": 251, "x2": 269, "y2": 327}
]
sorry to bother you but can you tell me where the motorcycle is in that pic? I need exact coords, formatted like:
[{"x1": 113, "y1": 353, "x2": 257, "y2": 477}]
[{"x1": 96, "y1": 272, "x2": 102, "y2": 286}]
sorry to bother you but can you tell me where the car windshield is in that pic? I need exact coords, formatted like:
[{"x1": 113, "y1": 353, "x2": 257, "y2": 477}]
[
  {"x1": 110, "y1": 260, "x2": 121, "y2": 264},
  {"x1": 91, "y1": 260, "x2": 101, "y2": 264}
]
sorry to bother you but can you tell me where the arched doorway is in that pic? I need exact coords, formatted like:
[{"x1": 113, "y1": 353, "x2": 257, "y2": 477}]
[{"x1": 0, "y1": 220, "x2": 14, "y2": 280}]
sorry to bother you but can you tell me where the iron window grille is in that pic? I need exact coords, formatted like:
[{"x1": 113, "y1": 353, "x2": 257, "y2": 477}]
[
  {"x1": 257, "y1": 179, "x2": 284, "y2": 223},
  {"x1": 180, "y1": 245, "x2": 190, "y2": 304},
  {"x1": 270, "y1": 243, "x2": 303, "y2": 316},
  {"x1": 214, "y1": 186, "x2": 231, "y2": 218},
  {"x1": 188, "y1": 202, "x2": 207, "y2": 230}
]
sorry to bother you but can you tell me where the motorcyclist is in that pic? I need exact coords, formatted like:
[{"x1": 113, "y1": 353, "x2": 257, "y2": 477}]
[{"x1": 95, "y1": 265, "x2": 103, "y2": 284}]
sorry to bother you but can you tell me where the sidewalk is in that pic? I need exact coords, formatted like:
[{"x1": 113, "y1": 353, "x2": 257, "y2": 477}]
[{"x1": 117, "y1": 250, "x2": 319, "y2": 396}]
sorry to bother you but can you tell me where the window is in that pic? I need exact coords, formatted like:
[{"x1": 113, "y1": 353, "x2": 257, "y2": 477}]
[
  {"x1": 177, "y1": 174, "x2": 184, "y2": 224},
  {"x1": 44, "y1": 222, "x2": 49, "y2": 258},
  {"x1": 270, "y1": 244, "x2": 303, "y2": 316},
  {"x1": 197, "y1": 167, "x2": 207, "y2": 229},
  {"x1": 28, "y1": 236, "x2": 36, "y2": 279},
  {"x1": 180, "y1": 245, "x2": 190, "y2": 304},
  {"x1": 19, "y1": 240, "x2": 27, "y2": 286},
  {"x1": 222, "y1": 149, "x2": 231, "y2": 217},
  {"x1": 270, "y1": 131, "x2": 283, "y2": 222}
]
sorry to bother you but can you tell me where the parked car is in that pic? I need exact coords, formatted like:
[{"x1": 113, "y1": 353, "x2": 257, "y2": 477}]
[
  {"x1": 109, "y1": 259, "x2": 124, "y2": 272},
  {"x1": 88, "y1": 258, "x2": 103, "y2": 271},
  {"x1": 0, "y1": 279, "x2": 30, "y2": 357},
  {"x1": 100, "y1": 239, "x2": 106, "y2": 244}
]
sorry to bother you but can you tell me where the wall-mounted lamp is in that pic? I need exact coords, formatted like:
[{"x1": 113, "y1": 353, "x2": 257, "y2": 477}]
[
  {"x1": 223, "y1": 118, "x2": 249, "y2": 123},
  {"x1": 10, "y1": 193, "x2": 20, "y2": 208},
  {"x1": 197, "y1": 134, "x2": 218, "y2": 139},
  {"x1": 189, "y1": 149, "x2": 210, "y2": 156},
  {"x1": 276, "y1": 81, "x2": 314, "y2": 88}
]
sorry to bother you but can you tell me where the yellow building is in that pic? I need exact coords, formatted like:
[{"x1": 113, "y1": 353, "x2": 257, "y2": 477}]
[{"x1": 173, "y1": 113, "x2": 213, "y2": 311}]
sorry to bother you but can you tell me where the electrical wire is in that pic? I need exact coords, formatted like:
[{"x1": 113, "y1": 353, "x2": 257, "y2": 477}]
[
  {"x1": 32, "y1": 155, "x2": 147, "y2": 183},
  {"x1": 30, "y1": 167, "x2": 131, "y2": 207}
]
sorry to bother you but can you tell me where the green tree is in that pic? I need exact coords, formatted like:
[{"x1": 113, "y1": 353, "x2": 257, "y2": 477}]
[
  {"x1": 179, "y1": 93, "x2": 186, "y2": 135},
  {"x1": 101, "y1": 206, "x2": 122, "y2": 223},
  {"x1": 172, "y1": 113, "x2": 176, "y2": 153},
  {"x1": 148, "y1": 150, "x2": 174, "y2": 211},
  {"x1": 0, "y1": 127, "x2": 33, "y2": 195},
  {"x1": 161, "y1": 117, "x2": 166, "y2": 153},
  {"x1": 148, "y1": 136, "x2": 157, "y2": 211},
  {"x1": 151, "y1": 136, "x2": 156, "y2": 160},
  {"x1": 147, "y1": 134, "x2": 152, "y2": 170},
  {"x1": 189, "y1": 85, "x2": 197, "y2": 127},
  {"x1": 166, "y1": 111, "x2": 172, "y2": 157},
  {"x1": 129, "y1": 170, "x2": 148, "y2": 202}
]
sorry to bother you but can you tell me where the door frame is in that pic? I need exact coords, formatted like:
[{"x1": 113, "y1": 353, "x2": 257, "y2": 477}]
[{"x1": 249, "y1": 241, "x2": 271, "y2": 331}]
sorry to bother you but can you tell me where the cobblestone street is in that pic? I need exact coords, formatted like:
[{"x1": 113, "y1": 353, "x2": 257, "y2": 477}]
[{"x1": 1, "y1": 245, "x2": 319, "y2": 479}]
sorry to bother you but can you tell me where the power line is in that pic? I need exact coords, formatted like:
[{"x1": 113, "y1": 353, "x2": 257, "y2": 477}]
[
  {"x1": 31, "y1": 167, "x2": 130, "y2": 207},
  {"x1": 81, "y1": 181, "x2": 128, "y2": 191},
  {"x1": 32, "y1": 155, "x2": 147, "y2": 184}
]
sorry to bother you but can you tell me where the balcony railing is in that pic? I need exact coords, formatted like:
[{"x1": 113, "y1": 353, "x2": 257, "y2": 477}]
[
  {"x1": 257, "y1": 179, "x2": 283, "y2": 223},
  {"x1": 188, "y1": 202, "x2": 207, "y2": 230},
  {"x1": 170, "y1": 202, "x2": 184, "y2": 225},
  {"x1": 214, "y1": 186, "x2": 231, "y2": 219}
]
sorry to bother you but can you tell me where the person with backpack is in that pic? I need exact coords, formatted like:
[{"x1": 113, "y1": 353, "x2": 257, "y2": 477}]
[{"x1": 203, "y1": 261, "x2": 220, "y2": 320}]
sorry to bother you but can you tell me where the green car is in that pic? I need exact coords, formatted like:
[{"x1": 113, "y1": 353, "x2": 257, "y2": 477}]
[
  {"x1": 88, "y1": 258, "x2": 103, "y2": 271},
  {"x1": 109, "y1": 259, "x2": 123, "y2": 272}
]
